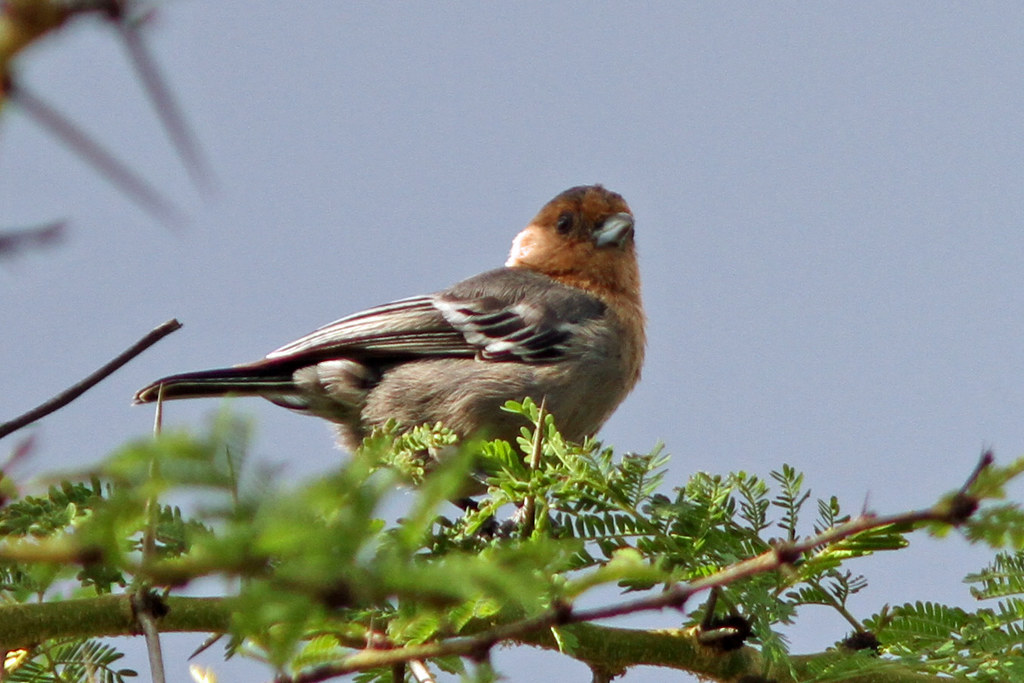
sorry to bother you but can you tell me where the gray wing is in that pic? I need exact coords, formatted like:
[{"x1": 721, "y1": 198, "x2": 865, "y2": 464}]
[
  {"x1": 434, "y1": 268, "x2": 607, "y2": 363},
  {"x1": 266, "y1": 295, "x2": 471, "y2": 360},
  {"x1": 265, "y1": 268, "x2": 606, "y2": 365}
]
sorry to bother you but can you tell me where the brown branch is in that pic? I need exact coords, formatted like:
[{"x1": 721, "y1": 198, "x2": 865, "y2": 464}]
[
  {"x1": 0, "y1": 1, "x2": 72, "y2": 76},
  {"x1": 514, "y1": 622, "x2": 940, "y2": 683},
  {"x1": 3, "y1": 1, "x2": 196, "y2": 223},
  {"x1": 0, "y1": 318, "x2": 182, "y2": 439}
]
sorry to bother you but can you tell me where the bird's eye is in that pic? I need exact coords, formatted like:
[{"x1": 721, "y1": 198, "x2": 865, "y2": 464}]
[{"x1": 556, "y1": 213, "x2": 574, "y2": 234}]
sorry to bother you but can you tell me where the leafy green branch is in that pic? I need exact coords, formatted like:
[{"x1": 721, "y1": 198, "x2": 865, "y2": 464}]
[{"x1": 1, "y1": 403, "x2": 1024, "y2": 682}]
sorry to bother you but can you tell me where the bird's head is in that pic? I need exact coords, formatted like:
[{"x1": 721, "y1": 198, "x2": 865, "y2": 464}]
[{"x1": 506, "y1": 185, "x2": 639, "y2": 302}]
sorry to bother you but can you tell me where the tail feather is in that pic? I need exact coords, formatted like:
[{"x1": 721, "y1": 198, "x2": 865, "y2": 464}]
[{"x1": 133, "y1": 365, "x2": 297, "y2": 404}]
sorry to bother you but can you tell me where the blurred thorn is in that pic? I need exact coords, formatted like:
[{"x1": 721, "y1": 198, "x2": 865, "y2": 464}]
[
  {"x1": 8, "y1": 434, "x2": 36, "y2": 469},
  {"x1": 111, "y1": 2, "x2": 215, "y2": 197},
  {"x1": 0, "y1": 435, "x2": 36, "y2": 507},
  {"x1": 7, "y1": 78, "x2": 186, "y2": 226},
  {"x1": 0, "y1": 220, "x2": 66, "y2": 259}
]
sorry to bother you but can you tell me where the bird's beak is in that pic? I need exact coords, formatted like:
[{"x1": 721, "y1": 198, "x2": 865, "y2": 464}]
[{"x1": 593, "y1": 213, "x2": 634, "y2": 248}]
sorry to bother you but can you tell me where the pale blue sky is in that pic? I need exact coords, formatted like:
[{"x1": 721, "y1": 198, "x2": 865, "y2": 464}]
[{"x1": 3, "y1": 3, "x2": 1024, "y2": 681}]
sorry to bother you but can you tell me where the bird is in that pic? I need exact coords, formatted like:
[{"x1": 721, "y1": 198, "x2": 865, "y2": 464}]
[{"x1": 134, "y1": 185, "x2": 645, "y2": 453}]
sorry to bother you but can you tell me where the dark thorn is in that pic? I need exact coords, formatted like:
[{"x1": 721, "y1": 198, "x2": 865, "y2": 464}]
[
  {"x1": 8, "y1": 79, "x2": 185, "y2": 226},
  {"x1": 468, "y1": 639, "x2": 495, "y2": 663},
  {"x1": 960, "y1": 448, "x2": 995, "y2": 495},
  {"x1": 669, "y1": 585, "x2": 691, "y2": 611},
  {"x1": 113, "y1": 9, "x2": 215, "y2": 195},
  {"x1": 552, "y1": 599, "x2": 573, "y2": 625},
  {"x1": 317, "y1": 580, "x2": 354, "y2": 609},
  {"x1": 77, "y1": 545, "x2": 105, "y2": 565},
  {"x1": 455, "y1": 496, "x2": 500, "y2": 536}
]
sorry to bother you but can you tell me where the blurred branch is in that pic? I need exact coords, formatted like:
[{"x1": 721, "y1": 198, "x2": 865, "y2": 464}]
[
  {"x1": 0, "y1": 219, "x2": 64, "y2": 258},
  {"x1": 0, "y1": 594, "x2": 230, "y2": 646},
  {"x1": 0, "y1": 0, "x2": 72, "y2": 81},
  {"x1": 0, "y1": 318, "x2": 182, "y2": 439}
]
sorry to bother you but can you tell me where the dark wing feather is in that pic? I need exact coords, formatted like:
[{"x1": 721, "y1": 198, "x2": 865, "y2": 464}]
[
  {"x1": 263, "y1": 268, "x2": 606, "y2": 366},
  {"x1": 434, "y1": 268, "x2": 606, "y2": 363},
  {"x1": 134, "y1": 269, "x2": 610, "y2": 406}
]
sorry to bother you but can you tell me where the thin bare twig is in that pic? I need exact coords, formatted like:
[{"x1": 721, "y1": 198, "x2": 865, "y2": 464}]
[
  {"x1": 0, "y1": 318, "x2": 182, "y2": 439},
  {"x1": 189, "y1": 634, "x2": 223, "y2": 660}
]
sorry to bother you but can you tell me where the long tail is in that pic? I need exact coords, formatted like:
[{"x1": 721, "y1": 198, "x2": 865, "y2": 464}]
[{"x1": 133, "y1": 365, "x2": 297, "y2": 404}]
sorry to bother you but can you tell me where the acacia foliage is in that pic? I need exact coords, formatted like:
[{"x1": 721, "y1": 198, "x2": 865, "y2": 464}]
[{"x1": 1, "y1": 401, "x2": 1024, "y2": 682}]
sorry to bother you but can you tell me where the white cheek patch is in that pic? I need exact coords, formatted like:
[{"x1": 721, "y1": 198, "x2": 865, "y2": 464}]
[{"x1": 505, "y1": 227, "x2": 539, "y2": 267}]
